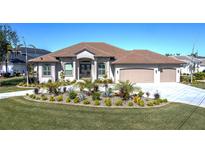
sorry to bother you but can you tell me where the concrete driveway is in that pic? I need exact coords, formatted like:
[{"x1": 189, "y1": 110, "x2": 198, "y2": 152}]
[{"x1": 135, "y1": 82, "x2": 205, "y2": 108}]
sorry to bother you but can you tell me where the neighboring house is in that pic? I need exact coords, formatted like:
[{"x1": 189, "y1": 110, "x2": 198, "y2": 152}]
[
  {"x1": 29, "y1": 42, "x2": 184, "y2": 83},
  {"x1": 172, "y1": 55, "x2": 204, "y2": 74},
  {"x1": 0, "y1": 47, "x2": 50, "y2": 75},
  {"x1": 196, "y1": 56, "x2": 205, "y2": 72},
  {"x1": 199, "y1": 60, "x2": 205, "y2": 72}
]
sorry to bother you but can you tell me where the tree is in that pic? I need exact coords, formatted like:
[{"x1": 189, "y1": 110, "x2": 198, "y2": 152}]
[{"x1": 0, "y1": 24, "x2": 19, "y2": 74}]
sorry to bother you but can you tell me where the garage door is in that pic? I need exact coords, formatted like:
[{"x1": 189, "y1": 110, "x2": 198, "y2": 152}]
[
  {"x1": 120, "y1": 68, "x2": 154, "y2": 83},
  {"x1": 160, "y1": 68, "x2": 176, "y2": 82}
]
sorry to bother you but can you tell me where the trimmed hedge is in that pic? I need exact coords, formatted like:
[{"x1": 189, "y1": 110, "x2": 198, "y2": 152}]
[{"x1": 0, "y1": 77, "x2": 25, "y2": 86}]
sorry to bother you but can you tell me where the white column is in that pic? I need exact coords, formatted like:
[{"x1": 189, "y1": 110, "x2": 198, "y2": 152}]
[
  {"x1": 176, "y1": 68, "x2": 180, "y2": 82},
  {"x1": 93, "y1": 60, "x2": 97, "y2": 81},
  {"x1": 115, "y1": 67, "x2": 120, "y2": 83},
  {"x1": 73, "y1": 60, "x2": 76, "y2": 80},
  {"x1": 51, "y1": 63, "x2": 56, "y2": 82},
  {"x1": 107, "y1": 61, "x2": 110, "y2": 79},
  {"x1": 154, "y1": 68, "x2": 160, "y2": 83}
]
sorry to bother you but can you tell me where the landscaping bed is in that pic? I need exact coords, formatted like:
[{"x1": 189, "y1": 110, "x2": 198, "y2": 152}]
[{"x1": 25, "y1": 80, "x2": 169, "y2": 109}]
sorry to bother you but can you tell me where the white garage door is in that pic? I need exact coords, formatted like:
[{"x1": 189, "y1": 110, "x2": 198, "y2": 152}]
[
  {"x1": 120, "y1": 68, "x2": 154, "y2": 83},
  {"x1": 160, "y1": 68, "x2": 176, "y2": 82}
]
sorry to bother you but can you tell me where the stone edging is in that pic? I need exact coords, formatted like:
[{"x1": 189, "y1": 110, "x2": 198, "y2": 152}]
[{"x1": 24, "y1": 96, "x2": 170, "y2": 109}]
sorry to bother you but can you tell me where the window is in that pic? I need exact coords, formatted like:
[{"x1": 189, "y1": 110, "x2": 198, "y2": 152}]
[
  {"x1": 98, "y1": 63, "x2": 106, "y2": 77},
  {"x1": 43, "y1": 64, "x2": 51, "y2": 76},
  {"x1": 65, "y1": 63, "x2": 73, "y2": 76}
]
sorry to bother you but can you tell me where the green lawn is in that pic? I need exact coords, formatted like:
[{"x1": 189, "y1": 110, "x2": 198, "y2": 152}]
[
  {"x1": 0, "y1": 86, "x2": 32, "y2": 93},
  {"x1": 0, "y1": 97, "x2": 204, "y2": 129},
  {"x1": 191, "y1": 82, "x2": 205, "y2": 89}
]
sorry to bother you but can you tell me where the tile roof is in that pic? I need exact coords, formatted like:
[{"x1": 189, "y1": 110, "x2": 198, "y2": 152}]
[
  {"x1": 29, "y1": 55, "x2": 59, "y2": 62},
  {"x1": 112, "y1": 50, "x2": 185, "y2": 64},
  {"x1": 29, "y1": 42, "x2": 184, "y2": 64}
]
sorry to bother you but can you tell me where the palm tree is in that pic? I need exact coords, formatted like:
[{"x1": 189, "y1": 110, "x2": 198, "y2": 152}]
[{"x1": 115, "y1": 80, "x2": 140, "y2": 100}]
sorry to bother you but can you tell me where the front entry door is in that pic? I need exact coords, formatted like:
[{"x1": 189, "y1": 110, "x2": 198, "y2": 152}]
[{"x1": 80, "y1": 63, "x2": 91, "y2": 78}]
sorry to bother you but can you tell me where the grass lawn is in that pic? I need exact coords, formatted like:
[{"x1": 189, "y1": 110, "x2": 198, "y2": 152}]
[
  {"x1": 0, "y1": 97, "x2": 204, "y2": 129},
  {"x1": 0, "y1": 86, "x2": 32, "y2": 93},
  {"x1": 191, "y1": 82, "x2": 205, "y2": 89}
]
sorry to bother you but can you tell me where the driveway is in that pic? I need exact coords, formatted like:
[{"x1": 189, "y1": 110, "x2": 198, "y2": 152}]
[{"x1": 135, "y1": 82, "x2": 205, "y2": 108}]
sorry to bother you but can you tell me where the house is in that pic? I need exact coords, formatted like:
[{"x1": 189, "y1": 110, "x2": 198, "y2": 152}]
[
  {"x1": 29, "y1": 42, "x2": 184, "y2": 83},
  {"x1": 0, "y1": 47, "x2": 50, "y2": 75},
  {"x1": 172, "y1": 55, "x2": 204, "y2": 74},
  {"x1": 196, "y1": 56, "x2": 205, "y2": 72}
]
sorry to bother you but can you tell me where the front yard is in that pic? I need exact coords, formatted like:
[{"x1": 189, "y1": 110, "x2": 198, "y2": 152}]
[{"x1": 0, "y1": 96, "x2": 204, "y2": 129}]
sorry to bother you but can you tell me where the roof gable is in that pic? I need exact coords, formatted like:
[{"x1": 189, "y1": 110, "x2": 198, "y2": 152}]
[{"x1": 76, "y1": 50, "x2": 95, "y2": 60}]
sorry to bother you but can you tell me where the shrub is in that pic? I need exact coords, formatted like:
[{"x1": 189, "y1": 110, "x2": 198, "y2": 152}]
[
  {"x1": 162, "y1": 98, "x2": 168, "y2": 103},
  {"x1": 154, "y1": 92, "x2": 160, "y2": 99},
  {"x1": 34, "y1": 88, "x2": 39, "y2": 94},
  {"x1": 71, "y1": 80, "x2": 76, "y2": 84},
  {"x1": 138, "y1": 91, "x2": 144, "y2": 97},
  {"x1": 56, "y1": 95, "x2": 63, "y2": 102},
  {"x1": 66, "y1": 97, "x2": 71, "y2": 103},
  {"x1": 0, "y1": 77, "x2": 25, "y2": 86},
  {"x1": 18, "y1": 82, "x2": 24, "y2": 86},
  {"x1": 147, "y1": 101, "x2": 154, "y2": 106},
  {"x1": 92, "y1": 92, "x2": 101, "y2": 100},
  {"x1": 41, "y1": 95, "x2": 48, "y2": 101},
  {"x1": 104, "y1": 98, "x2": 112, "y2": 106},
  {"x1": 138, "y1": 100, "x2": 145, "y2": 107},
  {"x1": 83, "y1": 99, "x2": 90, "y2": 105},
  {"x1": 115, "y1": 99, "x2": 123, "y2": 106},
  {"x1": 69, "y1": 90, "x2": 77, "y2": 99},
  {"x1": 29, "y1": 94, "x2": 35, "y2": 99},
  {"x1": 194, "y1": 72, "x2": 205, "y2": 80},
  {"x1": 126, "y1": 102, "x2": 133, "y2": 106},
  {"x1": 94, "y1": 100, "x2": 100, "y2": 106},
  {"x1": 133, "y1": 96, "x2": 141, "y2": 104},
  {"x1": 36, "y1": 96, "x2": 41, "y2": 100},
  {"x1": 74, "y1": 97, "x2": 79, "y2": 103},
  {"x1": 107, "y1": 79, "x2": 113, "y2": 83},
  {"x1": 49, "y1": 96, "x2": 55, "y2": 102},
  {"x1": 26, "y1": 93, "x2": 29, "y2": 96},
  {"x1": 153, "y1": 100, "x2": 160, "y2": 105}
]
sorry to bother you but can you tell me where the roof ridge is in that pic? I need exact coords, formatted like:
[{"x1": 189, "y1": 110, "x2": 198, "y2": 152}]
[{"x1": 84, "y1": 43, "x2": 112, "y2": 56}]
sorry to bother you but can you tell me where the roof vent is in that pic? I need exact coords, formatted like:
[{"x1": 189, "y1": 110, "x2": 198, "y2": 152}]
[{"x1": 40, "y1": 57, "x2": 43, "y2": 60}]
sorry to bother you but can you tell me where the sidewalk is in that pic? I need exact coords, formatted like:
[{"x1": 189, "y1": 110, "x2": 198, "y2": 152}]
[{"x1": 0, "y1": 90, "x2": 34, "y2": 99}]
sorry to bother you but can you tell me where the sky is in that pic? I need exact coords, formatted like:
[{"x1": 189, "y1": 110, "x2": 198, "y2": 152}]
[{"x1": 9, "y1": 23, "x2": 205, "y2": 56}]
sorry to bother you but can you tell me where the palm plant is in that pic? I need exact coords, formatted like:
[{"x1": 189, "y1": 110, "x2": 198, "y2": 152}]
[
  {"x1": 84, "y1": 79, "x2": 94, "y2": 93},
  {"x1": 115, "y1": 80, "x2": 139, "y2": 100},
  {"x1": 75, "y1": 80, "x2": 86, "y2": 92}
]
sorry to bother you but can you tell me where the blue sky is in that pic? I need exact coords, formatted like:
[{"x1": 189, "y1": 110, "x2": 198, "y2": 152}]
[{"x1": 10, "y1": 23, "x2": 205, "y2": 56}]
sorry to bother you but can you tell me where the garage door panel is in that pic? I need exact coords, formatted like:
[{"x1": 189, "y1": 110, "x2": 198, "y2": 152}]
[
  {"x1": 160, "y1": 68, "x2": 176, "y2": 82},
  {"x1": 120, "y1": 69, "x2": 154, "y2": 83}
]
